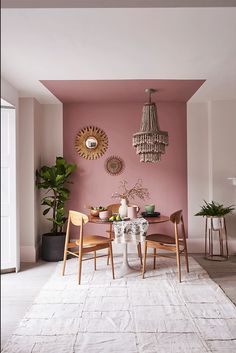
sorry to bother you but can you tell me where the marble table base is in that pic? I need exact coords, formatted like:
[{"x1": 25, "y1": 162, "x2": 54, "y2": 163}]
[{"x1": 117, "y1": 243, "x2": 141, "y2": 278}]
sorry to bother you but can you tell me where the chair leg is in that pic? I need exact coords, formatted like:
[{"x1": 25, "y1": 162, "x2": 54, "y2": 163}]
[
  {"x1": 137, "y1": 243, "x2": 142, "y2": 265},
  {"x1": 182, "y1": 233, "x2": 189, "y2": 273},
  {"x1": 78, "y1": 251, "x2": 83, "y2": 285},
  {"x1": 142, "y1": 241, "x2": 147, "y2": 279},
  {"x1": 62, "y1": 249, "x2": 67, "y2": 276},
  {"x1": 153, "y1": 248, "x2": 156, "y2": 269},
  {"x1": 176, "y1": 247, "x2": 181, "y2": 283},
  {"x1": 107, "y1": 223, "x2": 112, "y2": 265},
  {"x1": 94, "y1": 251, "x2": 97, "y2": 271},
  {"x1": 109, "y1": 243, "x2": 115, "y2": 279},
  {"x1": 184, "y1": 246, "x2": 189, "y2": 273}
]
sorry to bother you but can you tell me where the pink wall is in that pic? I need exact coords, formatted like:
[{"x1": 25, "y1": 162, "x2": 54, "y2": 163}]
[{"x1": 63, "y1": 102, "x2": 187, "y2": 237}]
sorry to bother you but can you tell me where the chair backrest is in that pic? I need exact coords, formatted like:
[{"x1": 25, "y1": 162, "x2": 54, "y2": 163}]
[
  {"x1": 69, "y1": 210, "x2": 89, "y2": 226},
  {"x1": 170, "y1": 210, "x2": 182, "y2": 224},
  {"x1": 170, "y1": 210, "x2": 187, "y2": 243},
  {"x1": 66, "y1": 211, "x2": 89, "y2": 248},
  {"x1": 107, "y1": 203, "x2": 120, "y2": 214}
]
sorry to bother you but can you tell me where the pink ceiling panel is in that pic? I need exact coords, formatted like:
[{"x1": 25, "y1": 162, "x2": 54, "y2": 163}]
[{"x1": 40, "y1": 79, "x2": 205, "y2": 103}]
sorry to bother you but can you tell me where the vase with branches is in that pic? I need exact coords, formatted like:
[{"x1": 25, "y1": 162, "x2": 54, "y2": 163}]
[{"x1": 112, "y1": 179, "x2": 150, "y2": 204}]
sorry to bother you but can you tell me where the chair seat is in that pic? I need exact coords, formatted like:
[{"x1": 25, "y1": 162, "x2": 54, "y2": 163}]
[
  {"x1": 146, "y1": 233, "x2": 176, "y2": 244},
  {"x1": 76, "y1": 235, "x2": 111, "y2": 248},
  {"x1": 67, "y1": 241, "x2": 78, "y2": 248}
]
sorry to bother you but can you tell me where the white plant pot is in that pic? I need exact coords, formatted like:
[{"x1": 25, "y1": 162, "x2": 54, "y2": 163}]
[{"x1": 207, "y1": 216, "x2": 224, "y2": 230}]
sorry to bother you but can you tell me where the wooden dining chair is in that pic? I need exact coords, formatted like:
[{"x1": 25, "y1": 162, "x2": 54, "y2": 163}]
[
  {"x1": 106, "y1": 203, "x2": 143, "y2": 265},
  {"x1": 142, "y1": 210, "x2": 189, "y2": 282},
  {"x1": 62, "y1": 210, "x2": 115, "y2": 284}
]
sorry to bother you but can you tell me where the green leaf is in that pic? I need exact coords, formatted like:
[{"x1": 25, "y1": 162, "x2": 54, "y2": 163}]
[
  {"x1": 55, "y1": 174, "x2": 65, "y2": 185},
  {"x1": 195, "y1": 200, "x2": 235, "y2": 217},
  {"x1": 36, "y1": 157, "x2": 77, "y2": 233},
  {"x1": 59, "y1": 189, "x2": 69, "y2": 200},
  {"x1": 43, "y1": 208, "x2": 51, "y2": 215},
  {"x1": 56, "y1": 157, "x2": 66, "y2": 166},
  {"x1": 41, "y1": 198, "x2": 54, "y2": 207}
]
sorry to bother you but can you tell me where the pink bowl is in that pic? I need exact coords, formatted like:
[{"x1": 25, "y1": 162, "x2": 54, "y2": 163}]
[{"x1": 99, "y1": 210, "x2": 110, "y2": 220}]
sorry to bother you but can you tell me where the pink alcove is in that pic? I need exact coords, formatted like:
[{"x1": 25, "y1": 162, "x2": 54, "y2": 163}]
[{"x1": 63, "y1": 101, "x2": 187, "y2": 237}]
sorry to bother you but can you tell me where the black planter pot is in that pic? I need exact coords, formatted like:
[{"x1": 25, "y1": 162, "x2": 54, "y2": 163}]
[{"x1": 41, "y1": 232, "x2": 66, "y2": 262}]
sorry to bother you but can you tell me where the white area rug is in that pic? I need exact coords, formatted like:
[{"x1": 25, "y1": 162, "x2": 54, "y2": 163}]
[{"x1": 2, "y1": 255, "x2": 236, "y2": 353}]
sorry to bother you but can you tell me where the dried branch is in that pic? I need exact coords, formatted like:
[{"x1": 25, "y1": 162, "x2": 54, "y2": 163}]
[{"x1": 112, "y1": 179, "x2": 150, "y2": 202}]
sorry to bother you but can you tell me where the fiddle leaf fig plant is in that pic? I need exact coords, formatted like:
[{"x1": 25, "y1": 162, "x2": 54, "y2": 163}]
[
  {"x1": 36, "y1": 157, "x2": 77, "y2": 234},
  {"x1": 195, "y1": 200, "x2": 235, "y2": 217}
]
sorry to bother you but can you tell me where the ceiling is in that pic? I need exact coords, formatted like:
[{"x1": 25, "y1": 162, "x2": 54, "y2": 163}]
[
  {"x1": 2, "y1": 0, "x2": 236, "y2": 8},
  {"x1": 1, "y1": 6, "x2": 236, "y2": 104},
  {"x1": 41, "y1": 80, "x2": 204, "y2": 103}
]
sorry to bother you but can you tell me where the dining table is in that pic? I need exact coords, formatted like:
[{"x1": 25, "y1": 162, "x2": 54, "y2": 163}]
[{"x1": 88, "y1": 214, "x2": 169, "y2": 277}]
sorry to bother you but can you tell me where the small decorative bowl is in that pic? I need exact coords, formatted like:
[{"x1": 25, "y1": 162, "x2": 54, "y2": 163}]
[
  {"x1": 99, "y1": 210, "x2": 111, "y2": 220},
  {"x1": 90, "y1": 209, "x2": 100, "y2": 217},
  {"x1": 145, "y1": 204, "x2": 155, "y2": 214}
]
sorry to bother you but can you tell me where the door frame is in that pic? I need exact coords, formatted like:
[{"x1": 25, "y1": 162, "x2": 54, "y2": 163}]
[{"x1": 1, "y1": 101, "x2": 20, "y2": 272}]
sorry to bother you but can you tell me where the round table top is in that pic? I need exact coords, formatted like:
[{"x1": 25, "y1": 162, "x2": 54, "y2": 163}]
[
  {"x1": 143, "y1": 215, "x2": 169, "y2": 224},
  {"x1": 88, "y1": 215, "x2": 169, "y2": 225}
]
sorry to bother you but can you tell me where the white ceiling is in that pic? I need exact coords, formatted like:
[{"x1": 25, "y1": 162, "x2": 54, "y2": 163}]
[
  {"x1": 2, "y1": 0, "x2": 236, "y2": 8},
  {"x1": 1, "y1": 7, "x2": 236, "y2": 104}
]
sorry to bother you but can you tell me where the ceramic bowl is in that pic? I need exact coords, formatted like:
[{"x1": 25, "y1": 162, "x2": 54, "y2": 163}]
[
  {"x1": 99, "y1": 210, "x2": 110, "y2": 220},
  {"x1": 90, "y1": 209, "x2": 100, "y2": 217},
  {"x1": 145, "y1": 204, "x2": 155, "y2": 214}
]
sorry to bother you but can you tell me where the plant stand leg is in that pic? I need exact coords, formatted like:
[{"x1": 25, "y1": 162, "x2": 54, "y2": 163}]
[
  {"x1": 224, "y1": 219, "x2": 229, "y2": 258},
  {"x1": 204, "y1": 218, "x2": 208, "y2": 258}
]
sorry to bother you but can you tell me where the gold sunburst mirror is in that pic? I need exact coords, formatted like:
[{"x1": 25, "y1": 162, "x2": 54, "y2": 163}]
[{"x1": 75, "y1": 126, "x2": 108, "y2": 160}]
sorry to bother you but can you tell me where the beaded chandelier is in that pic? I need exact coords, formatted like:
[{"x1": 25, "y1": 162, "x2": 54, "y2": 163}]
[{"x1": 133, "y1": 88, "x2": 169, "y2": 163}]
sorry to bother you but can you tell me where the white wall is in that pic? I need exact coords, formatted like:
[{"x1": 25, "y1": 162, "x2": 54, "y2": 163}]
[
  {"x1": 34, "y1": 100, "x2": 43, "y2": 255},
  {"x1": 19, "y1": 98, "x2": 37, "y2": 261},
  {"x1": 187, "y1": 100, "x2": 236, "y2": 254},
  {"x1": 1, "y1": 78, "x2": 63, "y2": 263},
  {"x1": 19, "y1": 100, "x2": 63, "y2": 261},
  {"x1": 40, "y1": 104, "x2": 63, "y2": 165},
  {"x1": 1, "y1": 77, "x2": 20, "y2": 271},
  {"x1": 39, "y1": 104, "x2": 63, "y2": 235},
  {"x1": 211, "y1": 101, "x2": 236, "y2": 244}
]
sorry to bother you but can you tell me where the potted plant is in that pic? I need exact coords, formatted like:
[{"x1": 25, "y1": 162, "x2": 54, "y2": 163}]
[
  {"x1": 195, "y1": 200, "x2": 234, "y2": 229},
  {"x1": 36, "y1": 157, "x2": 77, "y2": 261}
]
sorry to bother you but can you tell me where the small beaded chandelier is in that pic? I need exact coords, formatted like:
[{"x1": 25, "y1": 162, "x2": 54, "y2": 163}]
[{"x1": 133, "y1": 88, "x2": 169, "y2": 163}]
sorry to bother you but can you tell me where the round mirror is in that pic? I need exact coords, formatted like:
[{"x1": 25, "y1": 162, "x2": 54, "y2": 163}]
[
  {"x1": 75, "y1": 126, "x2": 108, "y2": 160},
  {"x1": 85, "y1": 136, "x2": 98, "y2": 149}
]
